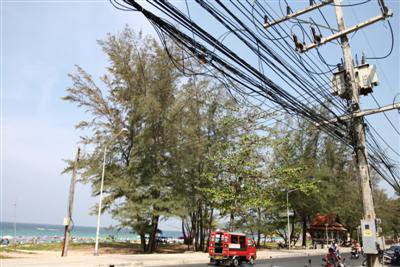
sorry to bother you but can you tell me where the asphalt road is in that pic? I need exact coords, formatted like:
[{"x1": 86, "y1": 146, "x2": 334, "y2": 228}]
[{"x1": 171, "y1": 253, "x2": 366, "y2": 267}]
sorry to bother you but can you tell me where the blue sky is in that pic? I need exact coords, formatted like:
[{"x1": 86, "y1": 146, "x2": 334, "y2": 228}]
[
  {"x1": 1, "y1": 0, "x2": 158, "y2": 228},
  {"x1": 1, "y1": 0, "x2": 399, "y2": 229}
]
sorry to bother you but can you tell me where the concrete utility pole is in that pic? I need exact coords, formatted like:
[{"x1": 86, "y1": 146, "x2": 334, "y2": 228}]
[
  {"x1": 332, "y1": 0, "x2": 378, "y2": 265},
  {"x1": 264, "y1": 1, "x2": 393, "y2": 266},
  {"x1": 62, "y1": 147, "x2": 80, "y2": 257}
]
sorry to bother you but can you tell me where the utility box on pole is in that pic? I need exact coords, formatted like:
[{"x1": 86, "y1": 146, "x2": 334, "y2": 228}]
[{"x1": 360, "y1": 219, "x2": 378, "y2": 254}]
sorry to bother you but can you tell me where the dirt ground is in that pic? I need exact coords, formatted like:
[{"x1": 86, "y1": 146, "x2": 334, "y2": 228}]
[{"x1": 0, "y1": 242, "x2": 190, "y2": 259}]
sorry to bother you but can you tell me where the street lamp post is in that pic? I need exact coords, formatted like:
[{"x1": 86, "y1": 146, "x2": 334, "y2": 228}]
[
  {"x1": 287, "y1": 189, "x2": 298, "y2": 250},
  {"x1": 94, "y1": 128, "x2": 128, "y2": 256}
]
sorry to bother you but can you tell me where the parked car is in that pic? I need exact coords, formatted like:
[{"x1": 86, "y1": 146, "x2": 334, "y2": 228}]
[{"x1": 383, "y1": 244, "x2": 400, "y2": 264}]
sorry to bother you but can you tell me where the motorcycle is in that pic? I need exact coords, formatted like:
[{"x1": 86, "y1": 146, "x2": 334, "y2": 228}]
[
  {"x1": 322, "y1": 254, "x2": 345, "y2": 267},
  {"x1": 350, "y1": 247, "x2": 360, "y2": 259},
  {"x1": 322, "y1": 257, "x2": 345, "y2": 267},
  {"x1": 322, "y1": 248, "x2": 345, "y2": 267}
]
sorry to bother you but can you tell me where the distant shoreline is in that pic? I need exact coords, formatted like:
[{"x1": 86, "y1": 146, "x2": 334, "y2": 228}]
[
  {"x1": 0, "y1": 221, "x2": 181, "y2": 233},
  {"x1": 1, "y1": 221, "x2": 112, "y2": 229},
  {"x1": 1, "y1": 221, "x2": 182, "y2": 244}
]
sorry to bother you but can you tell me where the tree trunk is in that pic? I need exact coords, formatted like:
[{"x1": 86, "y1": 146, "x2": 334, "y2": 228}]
[
  {"x1": 205, "y1": 208, "x2": 214, "y2": 252},
  {"x1": 291, "y1": 216, "x2": 298, "y2": 246},
  {"x1": 195, "y1": 211, "x2": 200, "y2": 251},
  {"x1": 229, "y1": 213, "x2": 234, "y2": 231},
  {"x1": 147, "y1": 214, "x2": 159, "y2": 253},
  {"x1": 191, "y1": 212, "x2": 197, "y2": 251},
  {"x1": 140, "y1": 233, "x2": 147, "y2": 253},
  {"x1": 182, "y1": 218, "x2": 189, "y2": 250},
  {"x1": 302, "y1": 217, "x2": 307, "y2": 247},
  {"x1": 290, "y1": 212, "x2": 296, "y2": 247},
  {"x1": 256, "y1": 208, "x2": 261, "y2": 248},
  {"x1": 182, "y1": 218, "x2": 187, "y2": 241},
  {"x1": 199, "y1": 205, "x2": 204, "y2": 251}
]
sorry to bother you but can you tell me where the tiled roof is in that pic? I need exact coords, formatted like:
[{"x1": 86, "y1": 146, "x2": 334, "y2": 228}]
[{"x1": 309, "y1": 213, "x2": 347, "y2": 231}]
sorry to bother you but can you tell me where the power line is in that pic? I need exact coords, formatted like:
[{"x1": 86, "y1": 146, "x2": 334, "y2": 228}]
[
  {"x1": 115, "y1": 0, "x2": 399, "y2": 192},
  {"x1": 326, "y1": 0, "x2": 372, "y2": 7},
  {"x1": 370, "y1": 94, "x2": 400, "y2": 136}
]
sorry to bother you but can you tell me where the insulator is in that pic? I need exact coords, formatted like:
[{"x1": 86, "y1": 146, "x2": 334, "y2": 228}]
[
  {"x1": 311, "y1": 27, "x2": 317, "y2": 38},
  {"x1": 197, "y1": 54, "x2": 208, "y2": 64},
  {"x1": 292, "y1": 34, "x2": 303, "y2": 52},
  {"x1": 264, "y1": 15, "x2": 268, "y2": 24},
  {"x1": 361, "y1": 53, "x2": 366, "y2": 65},
  {"x1": 286, "y1": 5, "x2": 292, "y2": 15},
  {"x1": 292, "y1": 34, "x2": 298, "y2": 43},
  {"x1": 311, "y1": 26, "x2": 321, "y2": 44}
]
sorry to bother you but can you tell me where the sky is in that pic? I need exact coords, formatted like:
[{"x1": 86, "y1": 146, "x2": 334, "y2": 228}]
[{"x1": 1, "y1": 0, "x2": 399, "y2": 229}]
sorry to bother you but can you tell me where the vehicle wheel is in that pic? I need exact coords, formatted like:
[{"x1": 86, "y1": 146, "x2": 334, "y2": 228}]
[
  {"x1": 248, "y1": 256, "x2": 255, "y2": 265},
  {"x1": 210, "y1": 260, "x2": 220, "y2": 266},
  {"x1": 232, "y1": 258, "x2": 240, "y2": 266}
]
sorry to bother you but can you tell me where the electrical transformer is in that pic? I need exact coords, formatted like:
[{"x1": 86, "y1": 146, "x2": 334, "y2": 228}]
[
  {"x1": 331, "y1": 63, "x2": 379, "y2": 98},
  {"x1": 355, "y1": 63, "x2": 379, "y2": 96},
  {"x1": 331, "y1": 69, "x2": 348, "y2": 99}
]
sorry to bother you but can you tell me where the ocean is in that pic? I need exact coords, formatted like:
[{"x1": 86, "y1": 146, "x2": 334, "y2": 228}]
[{"x1": 0, "y1": 222, "x2": 182, "y2": 243}]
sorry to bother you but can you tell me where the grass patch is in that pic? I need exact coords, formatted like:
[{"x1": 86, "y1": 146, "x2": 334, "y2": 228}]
[
  {"x1": 258, "y1": 242, "x2": 280, "y2": 249},
  {"x1": 11, "y1": 243, "x2": 63, "y2": 251},
  {"x1": 0, "y1": 254, "x2": 14, "y2": 259},
  {"x1": 0, "y1": 247, "x2": 36, "y2": 254},
  {"x1": 2, "y1": 242, "x2": 136, "y2": 252},
  {"x1": 0, "y1": 242, "x2": 192, "y2": 255}
]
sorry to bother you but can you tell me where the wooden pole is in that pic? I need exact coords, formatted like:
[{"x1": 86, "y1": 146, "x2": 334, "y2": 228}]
[{"x1": 61, "y1": 147, "x2": 80, "y2": 257}]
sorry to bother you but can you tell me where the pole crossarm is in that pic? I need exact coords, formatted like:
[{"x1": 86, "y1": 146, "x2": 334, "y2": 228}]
[
  {"x1": 301, "y1": 12, "x2": 392, "y2": 52},
  {"x1": 263, "y1": 0, "x2": 334, "y2": 29},
  {"x1": 315, "y1": 102, "x2": 400, "y2": 126}
]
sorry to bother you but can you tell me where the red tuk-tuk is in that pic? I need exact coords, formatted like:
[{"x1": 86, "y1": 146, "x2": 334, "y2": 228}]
[{"x1": 208, "y1": 229, "x2": 256, "y2": 266}]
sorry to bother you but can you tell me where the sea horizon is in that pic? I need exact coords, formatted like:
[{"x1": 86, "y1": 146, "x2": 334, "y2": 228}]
[{"x1": 0, "y1": 221, "x2": 182, "y2": 243}]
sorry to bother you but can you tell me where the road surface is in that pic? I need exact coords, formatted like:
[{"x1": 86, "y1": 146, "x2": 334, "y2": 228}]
[{"x1": 170, "y1": 253, "x2": 367, "y2": 267}]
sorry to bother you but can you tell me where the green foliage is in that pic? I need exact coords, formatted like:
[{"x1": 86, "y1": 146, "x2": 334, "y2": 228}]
[
  {"x1": 63, "y1": 26, "x2": 399, "y2": 252},
  {"x1": 64, "y1": 27, "x2": 184, "y2": 252}
]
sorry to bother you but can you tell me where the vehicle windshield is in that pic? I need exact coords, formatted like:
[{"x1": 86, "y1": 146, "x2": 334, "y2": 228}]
[{"x1": 215, "y1": 233, "x2": 223, "y2": 244}]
